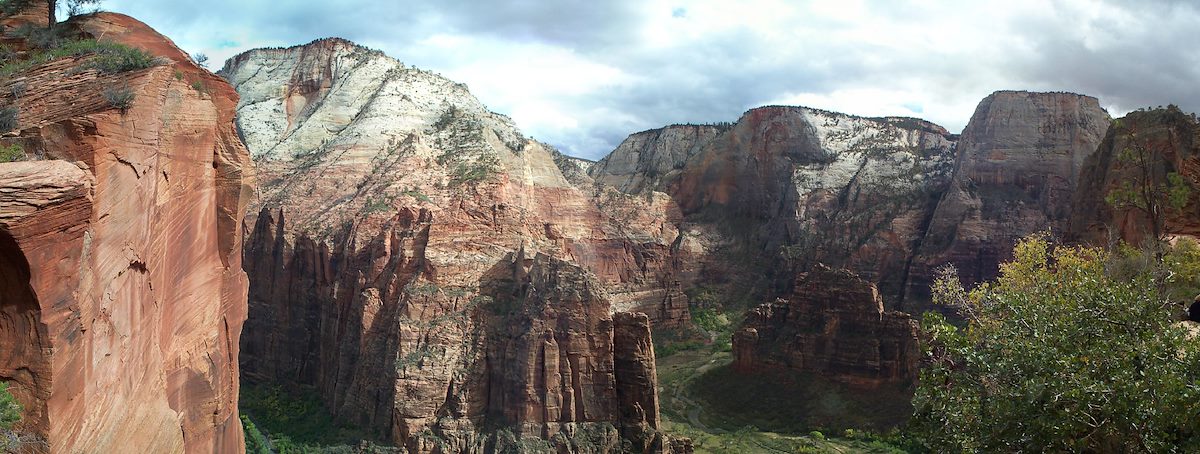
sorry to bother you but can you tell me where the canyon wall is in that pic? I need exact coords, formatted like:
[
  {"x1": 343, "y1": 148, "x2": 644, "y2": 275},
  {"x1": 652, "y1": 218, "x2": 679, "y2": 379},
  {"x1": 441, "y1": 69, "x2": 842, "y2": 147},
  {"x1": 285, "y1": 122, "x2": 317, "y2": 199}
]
[
  {"x1": 593, "y1": 107, "x2": 958, "y2": 307},
  {"x1": 594, "y1": 93, "x2": 1115, "y2": 313},
  {"x1": 0, "y1": 9, "x2": 251, "y2": 453},
  {"x1": 223, "y1": 39, "x2": 683, "y2": 451},
  {"x1": 1070, "y1": 106, "x2": 1200, "y2": 245}
]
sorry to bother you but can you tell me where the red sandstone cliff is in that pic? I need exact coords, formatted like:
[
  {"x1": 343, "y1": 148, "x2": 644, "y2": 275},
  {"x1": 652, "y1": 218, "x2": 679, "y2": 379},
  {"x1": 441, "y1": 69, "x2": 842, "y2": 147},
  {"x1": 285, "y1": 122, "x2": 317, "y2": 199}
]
[
  {"x1": 1070, "y1": 106, "x2": 1200, "y2": 244},
  {"x1": 0, "y1": 9, "x2": 252, "y2": 453},
  {"x1": 732, "y1": 265, "x2": 920, "y2": 388}
]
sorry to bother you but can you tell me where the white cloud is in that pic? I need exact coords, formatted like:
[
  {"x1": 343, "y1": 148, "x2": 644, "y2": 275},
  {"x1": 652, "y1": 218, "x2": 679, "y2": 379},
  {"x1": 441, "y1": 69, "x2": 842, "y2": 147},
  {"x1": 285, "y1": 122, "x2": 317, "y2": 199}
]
[{"x1": 100, "y1": 0, "x2": 1200, "y2": 159}]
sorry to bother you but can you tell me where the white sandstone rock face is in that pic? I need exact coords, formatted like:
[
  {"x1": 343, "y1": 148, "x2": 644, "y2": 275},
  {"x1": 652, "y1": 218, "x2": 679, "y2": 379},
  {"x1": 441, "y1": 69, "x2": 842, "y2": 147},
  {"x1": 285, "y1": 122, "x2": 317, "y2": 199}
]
[
  {"x1": 224, "y1": 40, "x2": 691, "y2": 450},
  {"x1": 590, "y1": 124, "x2": 726, "y2": 193}
]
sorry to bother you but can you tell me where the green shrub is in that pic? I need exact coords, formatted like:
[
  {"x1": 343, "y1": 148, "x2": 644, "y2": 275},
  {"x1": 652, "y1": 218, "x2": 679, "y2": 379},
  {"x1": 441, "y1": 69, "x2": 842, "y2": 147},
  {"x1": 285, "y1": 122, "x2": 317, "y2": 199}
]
[
  {"x1": 102, "y1": 83, "x2": 134, "y2": 113},
  {"x1": 0, "y1": 382, "x2": 20, "y2": 430},
  {"x1": 0, "y1": 144, "x2": 24, "y2": 162},
  {"x1": 449, "y1": 155, "x2": 499, "y2": 187},
  {"x1": 86, "y1": 42, "x2": 159, "y2": 73},
  {"x1": 914, "y1": 235, "x2": 1200, "y2": 452},
  {"x1": 240, "y1": 414, "x2": 271, "y2": 454},
  {"x1": 0, "y1": 106, "x2": 17, "y2": 133},
  {"x1": 808, "y1": 430, "x2": 825, "y2": 441}
]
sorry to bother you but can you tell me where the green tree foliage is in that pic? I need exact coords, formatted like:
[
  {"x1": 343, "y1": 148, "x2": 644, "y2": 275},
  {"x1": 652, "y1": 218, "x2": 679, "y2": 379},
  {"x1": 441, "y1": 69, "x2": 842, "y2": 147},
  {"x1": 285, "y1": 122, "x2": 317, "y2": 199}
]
[
  {"x1": 1103, "y1": 118, "x2": 1194, "y2": 246},
  {"x1": 0, "y1": 144, "x2": 23, "y2": 162},
  {"x1": 0, "y1": 382, "x2": 20, "y2": 430},
  {"x1": 913, "y1": 235, "x2": 1200, "y2": 452}
]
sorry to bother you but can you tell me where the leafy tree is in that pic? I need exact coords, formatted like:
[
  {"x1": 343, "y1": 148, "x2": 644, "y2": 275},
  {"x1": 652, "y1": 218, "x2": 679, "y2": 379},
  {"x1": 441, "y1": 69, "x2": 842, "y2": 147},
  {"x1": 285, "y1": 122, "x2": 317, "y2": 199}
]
[
  {"x1": 912, "y1": 235, "x2": 1200, "y2": 452},
  {"x1": 1103, "y1": 117, "x2": 1193, "y2": 248}
]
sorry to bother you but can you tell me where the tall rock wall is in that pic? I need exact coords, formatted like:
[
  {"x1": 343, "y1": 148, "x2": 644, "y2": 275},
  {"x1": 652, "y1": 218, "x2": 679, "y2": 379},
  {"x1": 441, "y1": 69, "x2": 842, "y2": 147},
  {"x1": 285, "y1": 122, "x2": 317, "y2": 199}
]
[
  {"x1": 906, "y1": 91, "x2": 1110, "y2": 305},
  {"x1": 0, "y1": 10, "x2": 252, "y2": 454},
  {"x1": 593, "y1": 107, "x2": 957, "y2": 306},
  {"x1": 224, "y1": 39, "x2": 680, "y2": 451},
  {"x1": 593, "y1": 93, "x2": 1116, "y2": 312}
]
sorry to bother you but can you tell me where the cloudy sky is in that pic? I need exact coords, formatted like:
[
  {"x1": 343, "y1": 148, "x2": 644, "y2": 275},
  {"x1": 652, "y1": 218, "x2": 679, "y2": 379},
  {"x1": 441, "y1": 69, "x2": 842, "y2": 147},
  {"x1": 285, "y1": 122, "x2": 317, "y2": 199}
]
[{"x1": 101, "y1": 0, "x2": 1200, "y2": 160}]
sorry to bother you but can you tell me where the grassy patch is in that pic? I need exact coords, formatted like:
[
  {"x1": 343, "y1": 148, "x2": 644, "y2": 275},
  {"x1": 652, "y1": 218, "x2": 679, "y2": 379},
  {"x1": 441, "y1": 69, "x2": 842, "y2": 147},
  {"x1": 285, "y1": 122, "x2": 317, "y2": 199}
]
[{"x1": 0, "y1": 38, "x2": 160, "y2": 79}]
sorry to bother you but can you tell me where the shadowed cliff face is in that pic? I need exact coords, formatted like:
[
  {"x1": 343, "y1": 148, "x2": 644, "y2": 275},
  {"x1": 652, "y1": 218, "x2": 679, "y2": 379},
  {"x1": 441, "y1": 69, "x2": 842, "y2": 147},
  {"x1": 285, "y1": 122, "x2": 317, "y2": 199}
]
[
  {"x1": 0, "y1": 8, "x2": 253, "y2": 454},
  {"x1": 733, "y1": 265, "x2": 920, "y2": 389},
  {"x1": 1070, "y1": 106, "x2": 1200, "y2": 245},
  {"x1": 225, "y1": 39, "x2": 683, "y2": 452},
  {"x1": 593, "y1": 106, "x2": 957, "y2": 307}
]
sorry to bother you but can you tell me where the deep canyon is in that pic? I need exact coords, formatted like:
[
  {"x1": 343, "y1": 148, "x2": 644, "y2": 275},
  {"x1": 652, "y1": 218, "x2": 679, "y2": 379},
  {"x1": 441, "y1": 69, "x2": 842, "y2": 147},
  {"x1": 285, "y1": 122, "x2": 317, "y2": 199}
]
[{"x1": 0, "y1": 3, "x2": 1197, "y2": 453}]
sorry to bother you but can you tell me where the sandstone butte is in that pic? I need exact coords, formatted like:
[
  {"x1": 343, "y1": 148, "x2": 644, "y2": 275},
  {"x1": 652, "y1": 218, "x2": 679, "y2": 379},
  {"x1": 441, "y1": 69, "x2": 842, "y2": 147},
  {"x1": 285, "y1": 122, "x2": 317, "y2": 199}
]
[
  {"x1": 732, "y1": 265, "x2": 920, "y2": 388},
  {"x1": 0, "y1": 6, "x2": 253, "y2": 454}
]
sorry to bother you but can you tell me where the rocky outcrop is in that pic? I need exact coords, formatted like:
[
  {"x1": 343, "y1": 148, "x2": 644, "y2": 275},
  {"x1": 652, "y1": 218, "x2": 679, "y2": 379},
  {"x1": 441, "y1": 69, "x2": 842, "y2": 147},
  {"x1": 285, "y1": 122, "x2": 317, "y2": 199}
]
[
  {"x1": 906, "y1": 91, "x2": 1110, "y2": 305},
  {"x1": 590, "y1": 124, "x2": 726, "y2": 194},
  {"x1": 732, "y1": 265, "x2": 919, "y2": 388},
  {"x1": 1070, "y1": 106, "x2": 1200, "y2": 244},
  {"x1": 224, "y1": 38, "x2": 681, "y2": 451},
  {"x1": 0, "y1": 10, "x2": 251, "y2": 454}
]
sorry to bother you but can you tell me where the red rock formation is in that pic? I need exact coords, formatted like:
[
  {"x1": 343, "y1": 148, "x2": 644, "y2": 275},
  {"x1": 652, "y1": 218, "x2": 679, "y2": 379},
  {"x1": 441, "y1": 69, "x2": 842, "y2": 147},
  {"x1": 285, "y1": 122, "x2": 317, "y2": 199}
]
[
  {"x1": 0, "y1": 10, "x2": 252, "y2": 453},
  {"x1": 1070, "y1": 106, "x2": 1200, "y2": 244},
  {"x1": 732, "y1": 265, "x2": 919, "y2": 388}
]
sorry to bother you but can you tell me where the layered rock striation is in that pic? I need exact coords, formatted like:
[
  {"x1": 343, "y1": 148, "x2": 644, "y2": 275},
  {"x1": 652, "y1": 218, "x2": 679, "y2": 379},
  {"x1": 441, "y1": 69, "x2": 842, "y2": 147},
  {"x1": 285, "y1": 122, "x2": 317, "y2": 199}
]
[
  {"x1": 732, "y1": 265, "x2": 920, "y2": 388},
  {"x1": 223, "y1": 38, "x2": 682, "y2": 451},
  {"x1": 0, "y1": 9, "x2": 252, "y2": 454}
]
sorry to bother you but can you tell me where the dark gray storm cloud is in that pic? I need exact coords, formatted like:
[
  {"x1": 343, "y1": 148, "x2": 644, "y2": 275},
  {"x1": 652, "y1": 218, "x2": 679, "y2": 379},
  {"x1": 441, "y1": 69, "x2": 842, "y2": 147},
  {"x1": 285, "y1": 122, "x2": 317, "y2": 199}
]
[{"x1": 103, "y1": 0, "x2": 1200, "y2": 159}]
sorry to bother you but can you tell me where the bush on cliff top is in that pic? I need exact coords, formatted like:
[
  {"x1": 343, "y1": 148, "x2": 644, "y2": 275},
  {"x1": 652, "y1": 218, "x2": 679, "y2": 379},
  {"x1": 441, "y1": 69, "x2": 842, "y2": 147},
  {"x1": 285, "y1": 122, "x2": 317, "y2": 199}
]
[{"x1": 913, "y1": 235, "x2": 1200, "y2": 452}]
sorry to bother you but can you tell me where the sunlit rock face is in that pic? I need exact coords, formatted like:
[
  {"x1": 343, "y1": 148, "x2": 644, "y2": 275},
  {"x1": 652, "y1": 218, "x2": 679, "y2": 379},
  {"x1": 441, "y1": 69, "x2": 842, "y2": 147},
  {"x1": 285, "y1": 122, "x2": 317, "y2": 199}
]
[
  {"x1": 223, "y1": 38, "x2": 686, "y2": 452},
  {"x1": 595, "y1": 92, "x2": 1114, "y2": 313},
  {"x1": 0, "y1": 8, "x2": 252, "y2": 454}
]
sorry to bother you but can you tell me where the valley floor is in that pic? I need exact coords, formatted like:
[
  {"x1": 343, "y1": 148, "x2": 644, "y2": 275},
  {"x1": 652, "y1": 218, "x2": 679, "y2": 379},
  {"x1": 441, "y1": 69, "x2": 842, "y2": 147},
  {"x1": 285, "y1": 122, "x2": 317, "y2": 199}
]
[{"x1": 656, "y1": 349, "x2": 919, "y2": 453}]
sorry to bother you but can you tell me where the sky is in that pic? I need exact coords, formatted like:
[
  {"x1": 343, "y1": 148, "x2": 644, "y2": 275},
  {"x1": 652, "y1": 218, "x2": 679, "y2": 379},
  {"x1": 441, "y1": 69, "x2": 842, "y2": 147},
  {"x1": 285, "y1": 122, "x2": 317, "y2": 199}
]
[{"x1": 100, "y1": 0, "x2": 1200, "y2": 160}]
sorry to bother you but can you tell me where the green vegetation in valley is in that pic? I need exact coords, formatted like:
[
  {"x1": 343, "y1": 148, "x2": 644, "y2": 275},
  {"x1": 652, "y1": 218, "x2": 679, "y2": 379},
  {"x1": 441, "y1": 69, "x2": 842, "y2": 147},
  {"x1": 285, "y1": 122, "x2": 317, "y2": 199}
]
[
  {"x1": 913, "y1": 235, "x2": 1200, "y2": 452},
  {"x1": 239, "y1": 384, "x2": 395, "y2": 453},
  {"x1": 656, "y1": 350, "x2": 921, "y2": 453},
  {"x1": 0, "y1": 382, "x2": 20, "y2": 431}
]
